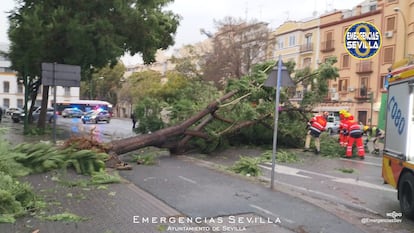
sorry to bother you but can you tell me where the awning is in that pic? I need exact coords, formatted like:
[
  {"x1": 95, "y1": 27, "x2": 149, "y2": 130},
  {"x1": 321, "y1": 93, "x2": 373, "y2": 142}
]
[{"x1": 313, "y1": 106, "x2": 350, "y2": 112}]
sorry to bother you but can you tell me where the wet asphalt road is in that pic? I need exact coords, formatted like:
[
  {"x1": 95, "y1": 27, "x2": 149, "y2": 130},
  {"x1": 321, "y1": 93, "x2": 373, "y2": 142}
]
[{"x1": 118, "y1": 155, "x2": 368, "y2": 233}]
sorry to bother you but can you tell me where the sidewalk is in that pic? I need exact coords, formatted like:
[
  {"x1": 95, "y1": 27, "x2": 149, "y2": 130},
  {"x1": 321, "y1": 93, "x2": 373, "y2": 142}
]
[
  {"x1": 4, "y1": 170, "x2": 186, "y2": 233},
  {"x1": 3, "y1": 169, "x2": 294, "y2": 233}
]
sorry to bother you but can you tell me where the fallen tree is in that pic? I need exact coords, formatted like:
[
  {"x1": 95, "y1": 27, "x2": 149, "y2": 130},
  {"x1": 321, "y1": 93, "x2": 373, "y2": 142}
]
[
  {"x1": 109, "y1": 90, "x2": 241, "y2": 155},
  {"x1": 106, "y1": 58, "x2": 340, "y2": 163}
]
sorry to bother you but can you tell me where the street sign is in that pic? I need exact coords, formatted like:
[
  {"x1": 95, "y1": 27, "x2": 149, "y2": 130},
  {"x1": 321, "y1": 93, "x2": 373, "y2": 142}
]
[
  {"x1": 41, "y1": 62, "x2": 81, "y2": 144},
  {"x1": 42, "y1": 63, "x2": 81, "y2": 87}
]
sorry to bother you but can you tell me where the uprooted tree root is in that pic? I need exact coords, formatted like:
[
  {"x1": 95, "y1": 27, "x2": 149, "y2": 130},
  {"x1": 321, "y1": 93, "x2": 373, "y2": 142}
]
[{"x1": 62, "y1": 128, "x2": 132, "y2": 170}]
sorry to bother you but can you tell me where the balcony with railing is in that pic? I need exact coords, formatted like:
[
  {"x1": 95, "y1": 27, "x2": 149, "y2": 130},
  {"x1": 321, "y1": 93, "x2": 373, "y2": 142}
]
[
  {"x1": 354, "y1": 87, "x2": 371, "y2": 100},
  {"x1": 289, "y1": 90, "x2": 303, "y2": 102},
  {"x1": 300, "y1": 43, "x2": 313, "y2": 53},
  {"x1": 320, "y1": 40, "x2": 335, "y2": 52},
  {"x1": 356, "y1": 61, "x2": 373, "y2": 74}
]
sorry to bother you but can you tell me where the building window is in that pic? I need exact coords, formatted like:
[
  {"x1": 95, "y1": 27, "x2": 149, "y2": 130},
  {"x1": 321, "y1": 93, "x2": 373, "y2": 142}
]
[
  {"x1": 3, "y1": 98, "x2": 10, "y2": 108},
  {"x1": 278, "y1": 37, "x2": 284, "y2": 49},
  {"x1": 295, "y1": 90, "x2": 303, "y2": 98},
  {"x1": 359, "y1": 77, "x2": 369, "y2": 97},
  {"x1": 386, "y1": 16, "x2": 396, "y2": 31},
  {"x1": 289, "y1": 35, "x2": 296, "y2": 47},
  {"x1": 17, "y1": 84, "x2": 24, "y2": 93},
  {"x1": 341, "y1": 54, "x2": 350, "y2": 69},
  {"x1": 17, "y1": 99, "x2": 23, "y2": 108},
  {"x1": 383, "y1": 46, "x2": 395, "y2": 64},
  {"x1": 3, "y1": 81, "x2": 10, "y2": 93},
  {"x1": 305, "y1": 34, "x2": 312, "y2": 45},
  {"x1": 64, "y1": 87, "x2": 70, "y2": 96},
  {"x1": 358, "y1": 111, "x2": 368, "y2": 126},
  {"x1": 322, "y1": 31, "x2": 334, "y2": 51},
  {"x1": 303, "y1": 57, "x2": 311, "y2": 68},
  {"x1": 338, "y1": 79, "x2": 349, "y2": 92}
]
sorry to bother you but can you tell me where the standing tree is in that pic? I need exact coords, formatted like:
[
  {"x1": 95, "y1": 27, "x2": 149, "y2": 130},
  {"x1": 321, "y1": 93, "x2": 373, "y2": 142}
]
[
  {"x1": 203, "y1": 17, "x2": 270, "y2": 88},
  {"x1": 6, "y1": 0, "x2": 180, "y2": 132},
  {"x1": 88, "y1": 63, "x2": 126, "y2": 106},
  {"x1": 170, "y1": 43, "x2": 211, "y2": 80}
]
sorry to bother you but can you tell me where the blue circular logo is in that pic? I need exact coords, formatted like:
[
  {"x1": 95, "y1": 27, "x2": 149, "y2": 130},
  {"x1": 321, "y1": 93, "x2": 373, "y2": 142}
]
[{"x1": 344, "y1": 22, "x2": 381, "y2": 59}]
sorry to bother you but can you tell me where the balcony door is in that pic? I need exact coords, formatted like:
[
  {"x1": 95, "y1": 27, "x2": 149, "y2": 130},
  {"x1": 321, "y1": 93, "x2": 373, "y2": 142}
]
[
  {"x1": 358, "y1": 111, "x2": 367, "y2": 126},
  {"x1": 326, "y1": 31, "x2": 333, "y2": 50},
  {"x1": 360, "y1": 77, "x2": 369, "y2": 97}
]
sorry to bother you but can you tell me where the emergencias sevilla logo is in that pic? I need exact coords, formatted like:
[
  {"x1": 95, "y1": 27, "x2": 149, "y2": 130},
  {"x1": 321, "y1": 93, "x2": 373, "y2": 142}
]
[{"x1": 344, "y1": 21, "x2": 382, "y2": 59}]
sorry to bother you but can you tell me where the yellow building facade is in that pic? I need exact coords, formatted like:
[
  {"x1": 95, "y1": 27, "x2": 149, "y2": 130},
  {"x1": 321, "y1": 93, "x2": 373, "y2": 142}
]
[
  {"x1": 271, "y1": 17, "x2": 320, "y2": 70},
  {"x1": 273, "y1": 0, "x2": 413, "y2": 126},
  {"x1": 270, "y1": 17, "x2": 320, "y2": 102}
]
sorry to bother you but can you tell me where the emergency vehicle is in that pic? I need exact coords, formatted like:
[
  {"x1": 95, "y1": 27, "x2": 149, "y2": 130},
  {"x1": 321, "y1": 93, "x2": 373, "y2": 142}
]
[{"x1": 382, "y1": 60, "x2": 414, "y2": 219}]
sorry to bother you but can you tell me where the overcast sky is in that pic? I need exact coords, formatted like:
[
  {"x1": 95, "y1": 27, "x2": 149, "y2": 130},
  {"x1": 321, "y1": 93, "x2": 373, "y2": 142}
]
[{"x1": 0, "y1": 0, "x2": 363, "y2": 65}]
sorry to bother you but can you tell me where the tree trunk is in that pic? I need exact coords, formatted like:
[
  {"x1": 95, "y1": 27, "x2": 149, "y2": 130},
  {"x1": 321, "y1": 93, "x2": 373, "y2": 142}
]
[
  {"x1": 108, "y1": 90, "x2": 238, "y2": 155},
  {"x1": 37, "y1": 85, "x2": 50, "y2": 129}
]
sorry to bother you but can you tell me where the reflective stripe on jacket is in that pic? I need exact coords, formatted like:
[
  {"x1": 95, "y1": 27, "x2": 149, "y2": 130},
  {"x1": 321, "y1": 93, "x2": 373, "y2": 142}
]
[
  {"x1": 348, "y1": 121, "x2": 363, "y2": 135},
  {"x1": 309, "y1": 115, "x2": 327, "y2": 133}
]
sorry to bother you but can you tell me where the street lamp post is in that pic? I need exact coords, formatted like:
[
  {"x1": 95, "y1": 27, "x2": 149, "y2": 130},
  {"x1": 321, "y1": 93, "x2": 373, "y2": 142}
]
[
  {"x1": 394, "y1": 7, "x2": 408, "y2": 58},
  {"x1": 369, "y1": 92, "x2": 374, "y2": 129},
  {"x1": 264, "y1": 55, "x2": 294, "y2": 189}
]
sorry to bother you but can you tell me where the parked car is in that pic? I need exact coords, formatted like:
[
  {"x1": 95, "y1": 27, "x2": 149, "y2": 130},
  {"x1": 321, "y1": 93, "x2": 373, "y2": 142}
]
[
  {"x1": 5, "y1": 107, "x2": 23, "y2": 117},
  {"x1": 62, "y1": 108, "x2": 84, "y2": 118},
  {"x1": 81, "y1": 110, "x2": 110, "y2": 124},
  {"x1": 12, "y1": 107, "x2": 55, "y2": 123},
  {"x1": 325, "y1": 116, "x2": 340, "y2": 134}
]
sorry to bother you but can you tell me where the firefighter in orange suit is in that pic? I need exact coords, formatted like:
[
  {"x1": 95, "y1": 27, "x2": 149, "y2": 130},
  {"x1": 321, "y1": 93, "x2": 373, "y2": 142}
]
[
  {"x1": 346, "y1": 115, "x2": 365, "y2": 159},
  {"x1": 338, "y1": 110, "x2": 348, "y2": 147},
  {"x1": 304, "y1": 111, "x2": 328, "y2": 154}
]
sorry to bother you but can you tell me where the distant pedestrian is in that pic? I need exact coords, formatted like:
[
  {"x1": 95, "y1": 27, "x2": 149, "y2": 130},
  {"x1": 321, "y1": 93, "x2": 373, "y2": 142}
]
[
  {"x1": 304, "y1": 111, "x2": 328, "y2": 155},
  {"x1": 130, "y1": 113, "x2": 136, "y2": 129},
  {"x1": 364, "y1": 126, "x2": 385, "y2": 154},
  {"x1": 0, "y1": 107, "x2": 2, "y2": 123}
]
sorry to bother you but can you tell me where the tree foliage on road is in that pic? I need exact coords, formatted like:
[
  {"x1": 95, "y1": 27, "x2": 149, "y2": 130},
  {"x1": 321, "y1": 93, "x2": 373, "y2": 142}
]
[{"x1": 6, "y1": 0, "x2": 180, "y2": 131}]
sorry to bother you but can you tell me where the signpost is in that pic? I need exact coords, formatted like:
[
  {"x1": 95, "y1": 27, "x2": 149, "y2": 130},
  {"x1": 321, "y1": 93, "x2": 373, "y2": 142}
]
[
  {"x1": 263, "y1": 55, "x2": 294, "y2": 189},
  {"x1": 42, "y1": 63, "x2": 81, "y2": 143}
]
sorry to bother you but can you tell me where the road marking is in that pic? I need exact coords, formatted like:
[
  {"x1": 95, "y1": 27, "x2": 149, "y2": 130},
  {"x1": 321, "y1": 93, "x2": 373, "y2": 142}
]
[
  {"x1": 143, "y1": 177, "x2": 157, "y2": 181},
  {"x1": 332, "y1": 178, "x2": 395, "y2": 192},
  {"x1": 262, "y1": 163, "x2": 396, "y2": 192},
  {"x1": 178, "y1": 175, "x2": 197, "y2": 184},
  {"x1": 263, "y1": 163, "x2": 336, "y2": 179},
  {"x1": 339, "y1": 158, "x2": 381, "y2": 167},
  {"x1": 259, "y1": 164, "x2": 311, "y2": 179},
  {"x1": 249, "y1": 204, "x2": 295, "y2": 224}
]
